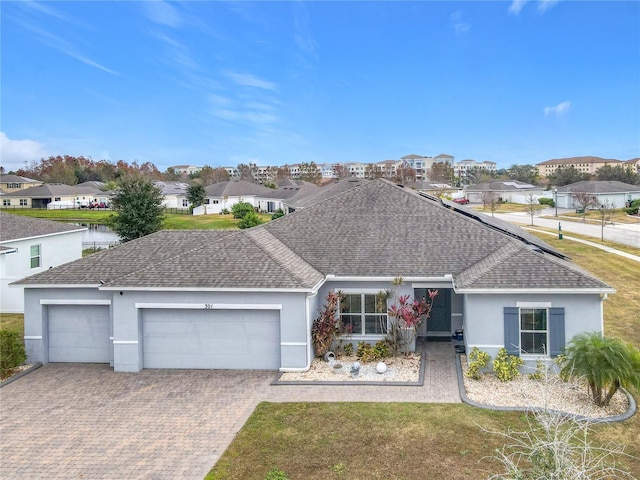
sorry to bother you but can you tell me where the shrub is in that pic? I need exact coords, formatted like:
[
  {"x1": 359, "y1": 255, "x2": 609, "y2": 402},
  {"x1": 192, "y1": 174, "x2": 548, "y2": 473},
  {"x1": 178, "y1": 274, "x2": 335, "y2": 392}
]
[
  {"x1": 528, "y1": 359, "x2": 547, "y2": 381},
  {"x1": 220, "y1": 208, "x2": 230, "y2": 215},
  {"x1": 311, "y1": 292, "x2": 341, "y2": 357},
  {"x1": 237, "y1": 211, "x2": 262, "y2": 229},
  {"x1": 558, "y1": 331, "x2": 640, "y2": 407},
  {"x1": 356, "y1": 341, "x2": 389, "y2": 363},
  {"x1": 466, "y1": 347, "x2": 491, "y2": 380},
  {"x1": 538, "y1": 197, "x2": 555, "y2": 207},
  {"x1": 271, "y1": 209, "x2": 285, "y2": 220},
  {"x1": 231, "y1": 201, "x2": 255, "y2": 219},
  {"x1": 342, "y1": 343, "x2": 353, "y2": 356},
  {"x1": 623, "y1": 206, "x2": 639, "y2": 215},
  {"x1": 0, "y1": 330, "x2": 27, "y2": 377},
  {"x1": 492, "y1": 347, "x2": 524, "y2": 382}
]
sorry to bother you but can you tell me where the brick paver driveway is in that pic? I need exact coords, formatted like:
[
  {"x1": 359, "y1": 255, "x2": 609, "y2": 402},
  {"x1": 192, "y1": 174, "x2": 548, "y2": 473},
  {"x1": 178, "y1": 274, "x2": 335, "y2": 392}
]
[
  {"x1": 0, "y1": 365, "x2": 274, "y2": 480},
  {"x1": 1, "y1": 343, "x2": 459, "y2": 479}
]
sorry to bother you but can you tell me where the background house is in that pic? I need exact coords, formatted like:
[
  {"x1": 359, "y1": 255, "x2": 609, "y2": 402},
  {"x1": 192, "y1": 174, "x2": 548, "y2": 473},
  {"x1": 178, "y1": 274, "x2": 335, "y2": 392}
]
[
  {"x1": 194, "y1": 180, "x2": 275, "y2": 215},
  {"x1": 465, "y1": 180, "x2": 545, "y2": 204},
  {"x1": 1, "y1": 183, "x2": 108, "y2": 209},
  {"x1": 0, "y1": 175, "x2": 43, "y2": 194},
  {"x1": 16, "y1": 180, "x2": 612, "y2": 372},
  {"x1": 555, "y1": 180, "x2": 640, "y2": 209},
  {"x1": 1, "y1": 212, "x2": 85, "y2": 313},
  {"x1": 154, "y1": 181, "x2": 189, "y2": 209}
]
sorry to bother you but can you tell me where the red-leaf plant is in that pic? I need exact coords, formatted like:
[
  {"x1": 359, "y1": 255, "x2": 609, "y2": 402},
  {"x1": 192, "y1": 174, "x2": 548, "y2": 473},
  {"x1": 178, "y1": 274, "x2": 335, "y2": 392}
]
[
  {"x1": 388, "y1": 290, "x2": 438, "y2": 354},
  {"x1": 311, "y1": 291, "x2": 343, "y2": 357}
]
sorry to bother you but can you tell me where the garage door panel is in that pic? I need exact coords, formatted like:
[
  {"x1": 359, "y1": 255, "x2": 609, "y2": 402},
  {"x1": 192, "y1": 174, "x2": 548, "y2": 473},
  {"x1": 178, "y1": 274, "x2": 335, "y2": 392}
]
[
  {"x1": 48, "y1": 305, "x2": 110, "y2": 363},
  {"x1": 142, "y1": 309, "x2": 280, "y2": 370}
]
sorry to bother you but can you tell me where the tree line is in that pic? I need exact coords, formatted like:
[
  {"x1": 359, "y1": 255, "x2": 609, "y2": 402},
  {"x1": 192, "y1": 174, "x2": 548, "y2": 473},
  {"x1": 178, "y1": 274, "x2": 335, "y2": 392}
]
[{"x1": 4, "y1": 155, "x2": 638, "y2": 188}]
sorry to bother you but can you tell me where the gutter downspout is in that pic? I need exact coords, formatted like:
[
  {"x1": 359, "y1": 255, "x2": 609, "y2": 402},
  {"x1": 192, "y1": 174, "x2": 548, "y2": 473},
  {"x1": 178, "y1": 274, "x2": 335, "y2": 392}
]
[{"x1": 278, "y1": 288, "x2": 318, "y2": 372}]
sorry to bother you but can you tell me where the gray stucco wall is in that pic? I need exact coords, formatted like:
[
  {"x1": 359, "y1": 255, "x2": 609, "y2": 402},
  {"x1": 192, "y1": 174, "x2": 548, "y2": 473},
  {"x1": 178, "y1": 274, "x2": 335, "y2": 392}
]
[
  {"x1": 462, "y1": 292, "x2": 604, "y2": 360},
  {"x1": 24, "y1": 287, "x2": 311, "y2": 372}
]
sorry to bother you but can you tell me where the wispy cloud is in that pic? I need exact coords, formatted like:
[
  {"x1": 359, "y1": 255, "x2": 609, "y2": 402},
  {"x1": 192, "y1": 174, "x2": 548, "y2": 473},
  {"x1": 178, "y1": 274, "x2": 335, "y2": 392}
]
[
  {"x1": 544, "y1": 101, "x2": 571, "y2": 116},
  {"x1": 0, "y1": 132, "x2": 48, "y2": 171},
  {"x1": 509, "y1": 0, "x2": 559, "y2": 15},
  {"x1": 508, "y1": 0, "x2": 529, "y2": 15},
  {"x1": 450, "y1": 10, "x2": 470, "y2": 35},
  {"x1": 141, "y1": 1, "x2": 184, "y2": 29},
  {"x1": 225, "y1": 72, "x2": 277, "y2": 90},
  {"x1": 293, "y1": 2, "x2": 318, "y2": 60},
  {"x1": 538, "y1": 0, "x2": 559, "y2": 14},
  {"x1": 10, "y1": 3, "x2": 118, "y2": 75}
]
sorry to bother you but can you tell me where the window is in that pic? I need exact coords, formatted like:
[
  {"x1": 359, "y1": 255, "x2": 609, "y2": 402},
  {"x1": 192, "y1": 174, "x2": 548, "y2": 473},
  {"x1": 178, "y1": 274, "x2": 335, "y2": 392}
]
[
  {"x1": 54, "y1": 197, "x2": 61, "y2": 201},
  {"x1": 30, "y1": 245, "x2": 41, "y2": 269},
  {"x1": 2, "y1": 199, "x2": 9, "y2": 206},
  {"x1": 182, "y1": 199, "x2": 188, "y2": 207},
  {"x1": 7, "y1": 183, "x2": 21, "y2": 189},
  {"x1": 19, "y1": 199, "x2": 28, "y2": 206},
  {"x1": 520, "y1": 308, "x2": 547, "y2": 354},
  {"x1": 340, "y1": 293, "x2": 387, "y2": 335}
]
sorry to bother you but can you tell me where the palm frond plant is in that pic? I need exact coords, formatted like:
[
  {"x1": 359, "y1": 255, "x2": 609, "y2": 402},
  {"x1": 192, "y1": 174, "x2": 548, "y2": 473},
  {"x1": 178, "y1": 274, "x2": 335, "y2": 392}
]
[{"x1": 558, "y1": 331, "x2": 640, "y2": 407}]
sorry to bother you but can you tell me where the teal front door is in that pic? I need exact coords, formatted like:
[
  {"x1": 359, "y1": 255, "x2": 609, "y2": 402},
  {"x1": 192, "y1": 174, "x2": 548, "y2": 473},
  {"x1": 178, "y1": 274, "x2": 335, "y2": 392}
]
[{"x1": 415, "y1": 288, "x2": 451, "y2": 338}]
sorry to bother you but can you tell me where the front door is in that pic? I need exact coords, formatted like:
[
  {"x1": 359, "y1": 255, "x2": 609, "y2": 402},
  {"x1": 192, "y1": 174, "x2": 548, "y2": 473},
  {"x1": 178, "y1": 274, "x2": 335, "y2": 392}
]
[{"x1": 415, "y1": 288, "x2": 451, "y2": 339}]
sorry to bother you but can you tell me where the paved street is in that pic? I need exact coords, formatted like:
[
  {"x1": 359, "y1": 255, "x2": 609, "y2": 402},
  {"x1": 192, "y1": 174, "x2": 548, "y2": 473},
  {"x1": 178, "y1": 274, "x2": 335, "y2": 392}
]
[
  {"x1": 490, "y1": 208, "x2": 640, "y2": 248},
  {"x1": 0, "y1": 343, "x2": 459, "y2": 480}
]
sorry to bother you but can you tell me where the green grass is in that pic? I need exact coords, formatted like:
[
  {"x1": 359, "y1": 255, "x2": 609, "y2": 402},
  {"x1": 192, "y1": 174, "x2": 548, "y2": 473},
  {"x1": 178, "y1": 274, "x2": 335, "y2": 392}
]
[
  {"x1": 206, "y1": 234, "x2": 640, "y2": 480},
  {"x1": 2, "y1": 208, "x2": 273, "y2": 230},
  {"x1": 0, "y1": 313, "x2": 24, "y2": 337}
]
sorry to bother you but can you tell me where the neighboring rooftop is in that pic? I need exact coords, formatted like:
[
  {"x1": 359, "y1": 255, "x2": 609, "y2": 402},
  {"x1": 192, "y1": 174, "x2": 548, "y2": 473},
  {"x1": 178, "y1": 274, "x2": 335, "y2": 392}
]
[
  {"x1": 2, "y1": 183, "x2": 104, "y2": 197},
  {"x1": 557, "y1": 180, "x2": 640, "y2": 193},
  {"x1": 465, "y1": 180, "x2": 539, "y2": 191},
  {"x1": 15, "y1": 179, "x2": 611, "y2": 292},
  {"x1": 0, "y1": 211, "x2": 85, "y2": 242}
]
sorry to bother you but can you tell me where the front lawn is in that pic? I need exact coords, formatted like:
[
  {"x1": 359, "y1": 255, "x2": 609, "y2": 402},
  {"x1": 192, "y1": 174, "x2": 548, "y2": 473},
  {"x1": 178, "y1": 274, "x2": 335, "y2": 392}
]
[{"x1": 207, "y1": 233, "x2": 640, "y2": 480}]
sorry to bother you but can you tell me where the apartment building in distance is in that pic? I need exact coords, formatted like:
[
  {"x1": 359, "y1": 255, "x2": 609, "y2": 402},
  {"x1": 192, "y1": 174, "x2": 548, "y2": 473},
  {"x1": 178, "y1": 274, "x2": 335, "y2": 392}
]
[
  {"x1": 536, "y1": 156, "x2": 622, "y2": 178},
  {"x1": 454, "y1": 159, "x2": 497, "y2": 182}
]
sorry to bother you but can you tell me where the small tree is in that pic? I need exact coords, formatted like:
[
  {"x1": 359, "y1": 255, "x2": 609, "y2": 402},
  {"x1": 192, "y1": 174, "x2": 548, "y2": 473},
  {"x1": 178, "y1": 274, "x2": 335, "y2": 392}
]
[
  {"x1": 482, "y1": 190, "x2": 499, "y2": 217},
  {"x1": 231, "y1": 201, "x2": 255, "y2": 219},
  {"x1": 597, "y1": 200, "x2": 615, "y2": 241},
  {"x1": 186, "y1": 183, "x2": 205, "y2": 210},
  {"x1": 572, "y1": 192, "x2": 599, "y2": 220},
  {"x1": 110, "y1": 176, "x2": 165, "y2": 242},
  {"x1": 388, "y1": 290, "x2": 438, "y2": 355},
  {"x1": 558, "y1": 332, "x2": 640, "y2": 407},
  {"x1": 0, "y1": 330, "x2": 27, "y2": 377},
  {"x1": 525, "y1": 193, "x2": 543, "y2": 226}
]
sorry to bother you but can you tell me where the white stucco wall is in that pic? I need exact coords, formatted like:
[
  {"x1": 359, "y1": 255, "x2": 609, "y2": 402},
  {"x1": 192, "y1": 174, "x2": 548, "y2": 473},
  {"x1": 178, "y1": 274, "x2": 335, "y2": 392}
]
[{"x1": 1, "y1": 230, "x2": 84, "y2": 313}]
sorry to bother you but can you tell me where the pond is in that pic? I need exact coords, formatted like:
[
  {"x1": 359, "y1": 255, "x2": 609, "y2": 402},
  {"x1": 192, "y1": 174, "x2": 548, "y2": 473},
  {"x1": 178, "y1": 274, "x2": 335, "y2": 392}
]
[{"x1": 64, "y1": 222, "x2": 121, "y2": 249}]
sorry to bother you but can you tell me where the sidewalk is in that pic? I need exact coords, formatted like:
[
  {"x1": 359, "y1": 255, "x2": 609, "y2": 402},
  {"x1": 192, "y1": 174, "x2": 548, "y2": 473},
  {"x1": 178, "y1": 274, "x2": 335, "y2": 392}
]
[{"x1": 523, "y1": 227, "x2": 640, "y2": 263}]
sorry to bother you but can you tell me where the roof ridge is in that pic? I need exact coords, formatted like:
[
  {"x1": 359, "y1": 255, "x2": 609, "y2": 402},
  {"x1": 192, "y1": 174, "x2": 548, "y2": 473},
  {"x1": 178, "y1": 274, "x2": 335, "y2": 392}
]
[
  {"x1": 244, "y1": 228, "x2": 323, "y2": 286},
  {"x1": 455, "y1": 241, "x2": 523, "y2": 288}
]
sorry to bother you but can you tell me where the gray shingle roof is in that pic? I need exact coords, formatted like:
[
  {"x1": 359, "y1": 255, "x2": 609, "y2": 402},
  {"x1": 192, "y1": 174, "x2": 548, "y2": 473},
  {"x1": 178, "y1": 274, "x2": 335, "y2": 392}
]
[
  {"x1": 557, "y1": 181, "x2": 640, "y2": 193},
  {"x1": 14, "y1": 179, "x2": 610, "y2": 291},
  {"x1": 204, "y1": 180, "x2": 275, "y2": 197},
  {"x1": 2, "y1": 184, "x2": 104, "y2": 198},
  {"x1": 284, "y1": 178, "x2": 370, "y2": 209},
  {"x1": 465, "y1": 180, "x2": 539, "y2": 191},
  {"x1": 0, "y1": 175, "x2": 42, "y2": 184},
  {"x1": 0, "y1": 212, "x2": 85, "y2": 242}
]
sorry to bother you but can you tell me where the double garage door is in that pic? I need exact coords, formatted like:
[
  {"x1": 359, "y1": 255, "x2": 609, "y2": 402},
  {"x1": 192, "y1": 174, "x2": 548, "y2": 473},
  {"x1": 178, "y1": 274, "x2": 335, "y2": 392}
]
[
  {"x1": 46, "y1": 305, "x2": 281, "y2": 369},
  {"x1": 142, "y1": 309, "x2": 281, "y2": 370}
]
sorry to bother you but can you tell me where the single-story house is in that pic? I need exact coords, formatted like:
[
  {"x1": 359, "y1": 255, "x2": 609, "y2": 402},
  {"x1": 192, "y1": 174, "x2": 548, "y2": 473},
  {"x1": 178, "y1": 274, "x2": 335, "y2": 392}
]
[
  {"x1": 554, "y1": 181, "x2": 640, "y2": 209},
  {"x1": 465, "y1": 180, "x2": 545, "y2": 204},
  {"x1": 15, "y1": 179, "x2": 613, "y2": 372},
  {"x1": 154, "y1": 181, "x2": 189, "y2": 209},
  {"x1": 194, "y1": 180, "x2": 277, "y2": 215},
  {"x1": 1, "y1": 183, "x2": 108, "y2": 209},
  {"x1": 1, "y1": 212, "x2": 85, "y2": 313}
]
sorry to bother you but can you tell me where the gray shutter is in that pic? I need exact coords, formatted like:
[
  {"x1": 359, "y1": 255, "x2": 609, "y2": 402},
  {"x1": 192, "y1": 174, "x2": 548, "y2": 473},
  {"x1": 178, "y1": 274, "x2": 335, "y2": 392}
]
[
  {"x1": 548, "y1": 307, "x2": 565, "y2": 357},
  {"x1": 504, "y1": 307, "x2": 520, "y2": 356}
]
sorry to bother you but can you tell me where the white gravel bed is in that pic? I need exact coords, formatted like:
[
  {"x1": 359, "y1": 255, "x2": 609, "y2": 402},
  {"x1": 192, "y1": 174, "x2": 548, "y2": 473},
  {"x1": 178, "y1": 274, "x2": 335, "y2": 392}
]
[
  {"x1": 460, "y1": 356, "x2": 629, "y2": 419},
  {"x1": 279, "y1": 354, "x2": 422, "y2": 383}
]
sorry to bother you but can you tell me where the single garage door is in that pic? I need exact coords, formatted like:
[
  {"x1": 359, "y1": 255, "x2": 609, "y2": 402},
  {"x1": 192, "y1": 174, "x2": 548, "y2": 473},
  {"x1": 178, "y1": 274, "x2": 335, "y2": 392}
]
[
  {"x1": 142, "y1": 309, "x2": 281, "y2": 369},
  {"x1": 48, "y1": 305, "x2": 110, "y2": 363}
]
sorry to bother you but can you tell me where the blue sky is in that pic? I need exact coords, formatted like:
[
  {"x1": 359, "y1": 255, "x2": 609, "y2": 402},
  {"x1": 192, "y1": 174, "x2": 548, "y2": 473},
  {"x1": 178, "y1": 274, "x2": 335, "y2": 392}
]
[{"x1": 1, "y1": 1, "x2": 639, "y2": 173}]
